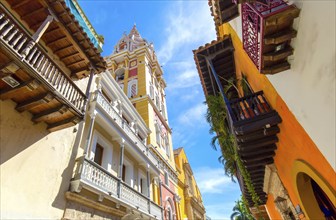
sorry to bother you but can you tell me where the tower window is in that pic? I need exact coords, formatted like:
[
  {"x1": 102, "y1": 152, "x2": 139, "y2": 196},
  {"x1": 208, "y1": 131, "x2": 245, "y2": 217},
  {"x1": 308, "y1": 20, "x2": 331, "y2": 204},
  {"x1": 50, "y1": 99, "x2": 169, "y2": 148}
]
[
  {"x1": 128, "y1": 80, "x2": 138, "y2": 98},
  {"x1": 115, "y1": 68, "x2": 125, "y2": 81}
]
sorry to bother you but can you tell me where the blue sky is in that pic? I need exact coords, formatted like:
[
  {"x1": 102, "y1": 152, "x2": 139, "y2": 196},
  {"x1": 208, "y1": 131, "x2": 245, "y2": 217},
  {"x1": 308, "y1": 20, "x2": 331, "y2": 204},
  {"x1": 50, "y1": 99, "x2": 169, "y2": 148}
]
[{"x1": 79, "y1": 1, "x2": 241, "y2": 218}]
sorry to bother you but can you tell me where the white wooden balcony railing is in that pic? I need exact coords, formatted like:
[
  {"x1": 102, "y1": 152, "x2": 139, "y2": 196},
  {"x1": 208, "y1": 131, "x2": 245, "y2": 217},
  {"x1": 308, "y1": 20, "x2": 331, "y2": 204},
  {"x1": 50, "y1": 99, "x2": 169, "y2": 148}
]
[
  {"x1": 73, "y1": 157, "x2": 163, "y2": 219},
  {"x1": 94, "y1": 91, "x2": 159, "y2": 168},
  {"x1": 0, "y1": 8, "x2": 86, "y2": 115}
]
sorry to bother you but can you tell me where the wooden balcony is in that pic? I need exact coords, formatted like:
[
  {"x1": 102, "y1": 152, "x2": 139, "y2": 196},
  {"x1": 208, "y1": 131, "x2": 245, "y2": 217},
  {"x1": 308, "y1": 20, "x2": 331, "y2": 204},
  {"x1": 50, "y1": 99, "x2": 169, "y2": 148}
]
[
  {"x1": 0, "y1": 7, "x2": 85, "y2": 131},
  {"x1": 0, "y1": 1, "x2": 106, "y2": 131},
  {"x1": 242, "y1": 0, "x2": 300, "y2": 74},
  {"x1": 193, "y1": 36, "x2": 237, "y2": 99},
  {"x1": 194, "y1": 34, "x2": 282, "y2": 208},
  {"x1": 210, "y1": 0, "x2": 239, "y2": 37},
  {"x1": 227, "y1": 91, "x2": 281, "y2": 206},
  {"x1": 215, "y1": 0, "x2": 239, "y2": 23},
  {"x1": 71, "y1": 157, "x2": 163, "y2": 219}
]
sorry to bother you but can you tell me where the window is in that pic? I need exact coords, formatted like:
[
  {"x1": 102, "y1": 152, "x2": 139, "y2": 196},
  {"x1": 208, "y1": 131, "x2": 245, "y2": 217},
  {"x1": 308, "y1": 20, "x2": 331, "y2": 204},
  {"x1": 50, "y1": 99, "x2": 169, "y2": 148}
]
[
  {"x1": 188, "y1": 175, "x2": 194, "y2": 195},
  {"x1": 94, "y1": 143, "x2": 104, "y2": 165},
  {"x1": 149, "y1": 83, "x2": 154, "y2": 99},
  {"x1": 161, "y1": 103, "x2": 166, "y2": 119},
  {"x1": 102, "y1": 89, "x2": 111, "y2": 103},
  {"x1": 165, "y1": 137, "x2": 170, "y2": 158},
  {"x1": 128, "y1": 80, "x2": 137, "y2": 98},
  {"x1": 115, "y1": 68, "x2": 125, "y2": 81},
  {"x1": 122, "y1": 164, "x2": 126, "y2": 182},
  {"x1": 155, "y1": 93, "x2": 160, "y2": 108},
  {"x1": 122, "y1": 157, "x2": 134, "y2": 187},
  {"x1": 167, "y1": 207, "x2": 172, "y2": 220},
  {"x1": 164, "y1": 171, "x2": 169, "y2": 186},
  {"x1": 155, "y1": 125, "x2": 161, "y2": 148},
  {"x1": 140, "y1": 178, "x2": 143, "y2": 193}
]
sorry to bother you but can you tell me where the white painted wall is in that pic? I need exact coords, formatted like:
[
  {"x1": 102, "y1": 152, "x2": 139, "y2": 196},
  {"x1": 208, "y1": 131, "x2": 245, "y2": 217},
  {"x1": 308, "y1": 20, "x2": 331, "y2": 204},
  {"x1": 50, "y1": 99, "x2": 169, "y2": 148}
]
[
  {"x1": 229, "y1": 1, "x2": 336, "y2": 170},
  {"x1": 0, "y1": 100, "x2": 79, "y2": 219},
  {"x1": 267, "y1": 1, "x2": 336, "y2": 170}
]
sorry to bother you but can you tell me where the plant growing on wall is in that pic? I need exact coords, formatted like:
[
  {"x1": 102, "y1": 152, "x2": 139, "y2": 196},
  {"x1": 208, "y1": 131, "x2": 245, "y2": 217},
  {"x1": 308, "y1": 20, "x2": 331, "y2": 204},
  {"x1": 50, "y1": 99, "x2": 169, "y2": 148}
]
[{"x1": 205, "y1": 74, "x2": 262, "y2": 209}]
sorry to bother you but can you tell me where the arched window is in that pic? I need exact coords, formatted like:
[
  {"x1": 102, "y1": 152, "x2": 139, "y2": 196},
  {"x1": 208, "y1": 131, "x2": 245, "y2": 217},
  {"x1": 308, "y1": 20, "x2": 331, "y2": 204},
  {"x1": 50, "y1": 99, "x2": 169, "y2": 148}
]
[
  {"x1": 127, "y1": 79, "x2": 137, "y2": 98},
  {"x1": 115, "y1": 68, "x2": 125, "y2": 81},
  {"x1": 165, "y1": 197, "x2": 175, "y2": 220},
  {"x1": 167, "y1": 207, "x2": 173, "y2": 220}
]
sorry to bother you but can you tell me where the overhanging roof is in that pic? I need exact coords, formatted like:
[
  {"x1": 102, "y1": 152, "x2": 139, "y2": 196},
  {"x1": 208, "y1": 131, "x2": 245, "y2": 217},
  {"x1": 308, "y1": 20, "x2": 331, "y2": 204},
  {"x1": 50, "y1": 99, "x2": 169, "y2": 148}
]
[
  {"x1": 193, "y1": 35, "x2": 235, "y2": 97},
  {"x1": 4, "y1": 0, "x2": 106, "y2": 77}
]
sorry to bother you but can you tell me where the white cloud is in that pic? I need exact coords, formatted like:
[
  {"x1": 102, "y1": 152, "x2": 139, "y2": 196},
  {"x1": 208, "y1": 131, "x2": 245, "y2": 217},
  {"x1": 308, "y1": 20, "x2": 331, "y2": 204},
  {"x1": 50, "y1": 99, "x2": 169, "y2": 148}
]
[
  {"x1": 177, "y1": 103, "x2": 207, "y2": 127},
  {"x1": 157, "y1": 1, "x2": 216, "y2": 65},
  {"x1": 205, "y1": 203, "x2": 235, "y2": 220},
  {"x1": 157, "y1": 1, "x2": 216, "y2": 92},
  {"x1": 194, "y1": 167, "x2": 237, "y2": 194},
  {"x1": 193, "y1": 167, "x2": 240, "y2": 219},
  {"x1": 167, "y1": 69, "x2": 200, "y2": 90}
]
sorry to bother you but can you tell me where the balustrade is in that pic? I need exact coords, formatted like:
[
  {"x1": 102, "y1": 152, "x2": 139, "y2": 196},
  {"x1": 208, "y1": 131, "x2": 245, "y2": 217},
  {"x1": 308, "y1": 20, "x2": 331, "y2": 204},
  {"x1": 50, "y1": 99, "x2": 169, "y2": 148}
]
[
  {"x1": 150, "y1": 202, "x2": 163, "y2": 219},
  {"x1": 120, "y1": 184, "x2": 148, "y2": 212},
  {"x1": 228, "y1": 91, "x2": 271, "y2": 123},
  {"x1": 95, "y1": 91, "x2": 159, "y2": 167},
  {"x1": 73, "y1": 157, "x2": 162, "y2": 219},
  {"x1": 0, "y1": 8, "x2": 86, "y2": 115}
]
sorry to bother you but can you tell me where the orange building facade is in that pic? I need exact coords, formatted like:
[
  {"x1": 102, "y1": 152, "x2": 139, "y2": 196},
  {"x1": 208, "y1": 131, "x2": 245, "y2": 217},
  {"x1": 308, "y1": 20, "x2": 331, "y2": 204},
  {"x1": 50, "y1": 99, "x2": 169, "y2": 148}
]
[{"x1": 195, "y1": 0, "x2": 335, "y2": 219}]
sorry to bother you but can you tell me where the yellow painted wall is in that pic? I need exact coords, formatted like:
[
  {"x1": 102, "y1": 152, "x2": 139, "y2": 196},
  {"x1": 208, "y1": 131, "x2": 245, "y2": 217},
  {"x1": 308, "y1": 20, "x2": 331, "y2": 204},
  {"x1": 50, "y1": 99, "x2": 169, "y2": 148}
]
[
  {"x1": 219, "y1": 23, "x2": 336, "y2": 219},
  {"x1": 174, "y1": 148, "x2": 205, "y2": 220}
]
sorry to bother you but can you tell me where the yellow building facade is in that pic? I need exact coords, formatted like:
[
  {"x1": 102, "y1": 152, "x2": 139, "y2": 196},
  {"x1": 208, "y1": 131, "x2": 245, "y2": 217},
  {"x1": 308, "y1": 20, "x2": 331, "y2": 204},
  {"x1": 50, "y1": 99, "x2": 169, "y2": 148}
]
[
  {"x1": 195, "y1": 0, "x2": 335, "y2": 219},
  {"x1": 174, "y1": 148, "x2": 206, "y2": 220}
]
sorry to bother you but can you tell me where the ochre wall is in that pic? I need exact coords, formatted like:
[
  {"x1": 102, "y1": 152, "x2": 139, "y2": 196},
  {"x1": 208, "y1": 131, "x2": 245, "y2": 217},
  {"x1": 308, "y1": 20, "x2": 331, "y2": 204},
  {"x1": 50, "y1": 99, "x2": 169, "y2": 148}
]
[
  {"x1": 227, "y1": 1, "x2": 336, "y2": 170},
  {"x1": 219, "y1": 23, "x2": 336, "y2": 219},
  {"x1": 174, "y1": 148, "x2": 205, "y2": 220}
]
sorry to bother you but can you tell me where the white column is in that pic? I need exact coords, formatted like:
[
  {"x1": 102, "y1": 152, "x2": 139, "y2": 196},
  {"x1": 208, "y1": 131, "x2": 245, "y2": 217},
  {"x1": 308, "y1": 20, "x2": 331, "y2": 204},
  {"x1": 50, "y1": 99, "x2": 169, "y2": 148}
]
[
  {"x1": 83, "y1": 110, "x2": 96, "y2": 157},
  {"x1": 117, "y1": 139, "x2": 125, "y2": 198}
]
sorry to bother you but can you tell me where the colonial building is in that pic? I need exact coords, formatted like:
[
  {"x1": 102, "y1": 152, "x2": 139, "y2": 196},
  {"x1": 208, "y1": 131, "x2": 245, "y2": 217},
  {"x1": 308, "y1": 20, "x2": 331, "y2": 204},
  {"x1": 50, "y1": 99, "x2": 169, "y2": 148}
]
[
  {"x1": 174, "y1": 148, "x2": 206, "y2": 220},
  {"x1": 0, "y1": 0, "x2": 105, "y2": 218},
  {"x1": 194, "y1": 0, "x2": 335, "y2": 219},
  {"x1": 64, "y1": 70, "x2": 163, "y2": 220},
  {"x1": 105, "y1": 25, "x2": 180, "y2": 220}
]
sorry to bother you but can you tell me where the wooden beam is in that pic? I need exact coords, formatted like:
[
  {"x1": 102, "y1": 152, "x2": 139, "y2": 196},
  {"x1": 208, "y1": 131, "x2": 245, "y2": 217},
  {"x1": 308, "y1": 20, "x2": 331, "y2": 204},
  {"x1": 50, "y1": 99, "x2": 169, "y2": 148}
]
[
  {"x1": 44, "y1": 26, "x2": 61, "y2": 36},
  {"x1": 46, "y1": 36, "x2": 67, "y2": 46},
  {"x1": 67, "y1": 59, "x2": 86, "y2": 68},
  {"x1": 0, "y1": 79, "x2": 39, "y2": 100},
  {"x1": 31, "y1": 21, "x2": 43, "y2": 31},
  {"x1": 54, "y1": 44, "x2": 73, "y2": 54},
  {"x1": 71, "y1": 66, "x2": 89, "y2": 77},
  {"x1": 60, "y1": 51, "x2": 80, "y2": 60},
  {"x1": 32, "y1": 105, "x2": 68, "y2": 122},
  {"x1": 22, "y1": 7, "x2": 46, "y2": 20},
  {"x1": 15, "y1": 93, "x2": 54, "y2": 112},
  {"x1": 12, "y1": 0, "x2": 31, "y2": 9},
  {"x1": 47, "y1": 116, "x2": 81, "y2": 132}
]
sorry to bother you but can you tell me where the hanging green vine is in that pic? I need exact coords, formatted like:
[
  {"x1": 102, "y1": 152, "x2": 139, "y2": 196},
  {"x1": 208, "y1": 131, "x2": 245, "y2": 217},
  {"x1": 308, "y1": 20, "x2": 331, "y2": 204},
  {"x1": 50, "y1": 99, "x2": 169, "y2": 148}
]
[{"x1": 205, "y1": 95, "x2": 262, "y2": 211}]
